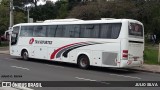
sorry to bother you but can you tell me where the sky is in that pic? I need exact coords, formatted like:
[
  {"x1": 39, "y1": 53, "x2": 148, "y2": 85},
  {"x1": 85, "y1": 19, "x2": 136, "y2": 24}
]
[
  {"x1": 37, "y1": 0, "x2": 58, "y2": 5},
  {"x1": 51, "y1": 0, "x2": 58, "y2": 2}
]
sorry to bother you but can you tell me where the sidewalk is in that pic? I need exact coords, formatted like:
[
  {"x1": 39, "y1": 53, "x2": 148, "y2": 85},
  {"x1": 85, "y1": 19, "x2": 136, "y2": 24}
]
[
  {"x1": 0, "y1": 46, "x2": 9, "y2": 54},
  {"x1": 0, "y1": 46, "x2": 160, "y2": 73},
  {"x1": 132, "y1": 64, "x2": 160, "y2": 74},
  {"x1": 0, "y1": 50, "x2": 9, "y2": 54}
]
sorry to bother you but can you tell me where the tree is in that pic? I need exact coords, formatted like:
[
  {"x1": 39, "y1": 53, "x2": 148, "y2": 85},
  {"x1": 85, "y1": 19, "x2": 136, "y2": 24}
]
[
  {"x1": 68, "y1": 0, "x2": 137, "y2": 20},
  {"x1": 0, "y1": 0, "x2": 9, "y2": 35},
  {"x1": 68, "y1": 0, "x2": 160, "y2": 41},
  {"x1": 30, "y1": 1, "x2": 57, "y2": 21},
  {"x1": 13, "y1": 0, "x2": 46, "y2": 7},
  {"x1": 55, "y1": 0, "x2": 68, "y2": 19},
  {"x1": 68, "y1": 0, "x2": 82, "y2": 10},
  {"x1": 0, "y1": 0, "x2": 26, "y2": 36}
]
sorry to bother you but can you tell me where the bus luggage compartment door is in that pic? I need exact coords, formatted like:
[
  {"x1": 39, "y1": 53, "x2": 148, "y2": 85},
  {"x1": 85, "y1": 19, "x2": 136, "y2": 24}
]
[
  {"x1": 34, "y1": 46, "x2": 47, "y2": 59},
  {"x1": 102, "y1": 52, "x2": 118, "y2": 66}
]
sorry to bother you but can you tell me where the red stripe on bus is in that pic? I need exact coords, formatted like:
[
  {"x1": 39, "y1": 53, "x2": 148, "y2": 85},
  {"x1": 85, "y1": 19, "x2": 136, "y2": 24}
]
[{"x1": 50, "y1": 42, "x2": 84, "y2": 60}]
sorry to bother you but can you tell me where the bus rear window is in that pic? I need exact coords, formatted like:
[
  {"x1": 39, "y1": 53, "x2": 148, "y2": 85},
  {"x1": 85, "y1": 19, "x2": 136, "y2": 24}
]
[{"x1": 129, "y1": 23, "x2": 143, "y2": 37}]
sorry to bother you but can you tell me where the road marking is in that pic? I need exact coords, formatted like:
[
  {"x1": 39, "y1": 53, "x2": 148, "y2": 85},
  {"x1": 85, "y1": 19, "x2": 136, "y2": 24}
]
[
  {"x1": 46, "y1": 64, "x2": 65, "y2": 68},
  {"x1": 75, "y1": 77, "x2": 110, "y2": 85},
  {"x1": 109, "y1": 74, "x2": 141, "y2": 79},
  {"x1": 11, "y1": 66, "x2": 30, "y2": 71},
  {"x1": 5, "y1": 58, "x2": 17, "y2": 61}
]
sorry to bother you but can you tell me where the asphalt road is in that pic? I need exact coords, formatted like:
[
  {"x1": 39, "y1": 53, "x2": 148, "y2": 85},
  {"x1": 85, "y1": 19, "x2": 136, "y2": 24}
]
[{"x1": 0, "y1": 54, "x2": 160, "y2": 90}]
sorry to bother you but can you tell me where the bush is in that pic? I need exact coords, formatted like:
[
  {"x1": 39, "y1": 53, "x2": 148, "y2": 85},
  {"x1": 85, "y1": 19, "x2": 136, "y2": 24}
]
[{"x1": 0, "y1": 41, "x2": 9, "y2": 47}]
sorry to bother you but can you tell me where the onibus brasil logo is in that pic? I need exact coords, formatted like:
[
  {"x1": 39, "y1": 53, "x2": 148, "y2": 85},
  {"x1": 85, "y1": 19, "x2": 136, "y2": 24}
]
[{"x1": 1, "y1": 82, "x2": 42, "y2": 88}]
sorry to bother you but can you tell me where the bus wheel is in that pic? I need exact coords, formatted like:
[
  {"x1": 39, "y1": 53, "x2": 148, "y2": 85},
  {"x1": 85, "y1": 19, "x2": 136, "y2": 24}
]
[
  {"x1": 22, "y1": 50, "x2": 29, "y2": 60},
  {"x1": 78, "y1": 55, "x2": 90, "y2": 69}
]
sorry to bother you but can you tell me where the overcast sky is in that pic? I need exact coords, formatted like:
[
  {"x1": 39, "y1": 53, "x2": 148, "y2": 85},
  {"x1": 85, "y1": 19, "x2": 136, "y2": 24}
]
[
  {"x1": 51, "y1": 0, "x2": 58, "y2": 2},
  {"x1": 37, "y1": 0, "x2": 58, "y2": 5}
]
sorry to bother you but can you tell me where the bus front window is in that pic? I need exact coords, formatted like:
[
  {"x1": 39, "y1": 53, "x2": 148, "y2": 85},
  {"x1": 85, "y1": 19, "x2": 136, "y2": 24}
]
[{"x1": 11, "y1": 26, "x2": 19, "y2": 45}]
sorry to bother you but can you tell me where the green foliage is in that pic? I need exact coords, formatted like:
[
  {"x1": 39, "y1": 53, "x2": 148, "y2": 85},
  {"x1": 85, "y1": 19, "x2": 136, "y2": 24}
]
[
  {"x1": 56, "y1": 0, "x2": 68, "y2": 19},
  {"x1": 0, "y1": 41, "x2": 9, "y2": 47},
  {"x1": 0, "y1": 0, "x2": 9, "y2": 35},
  {"x1": 30, "y1": 1, "x2": 57, "y2": 21},
  {"x1": 0, "y1": 0, "x2": 26, "y2": 36},
  {"x1": 68, "y1": 0, "x2": 160, "y2": 41},
  {"x1": 13, "y1": 0, "x2": 43, "y2": 7},
  {"x1": 14, "y1": 11, "x2": 26, "y2": 24},
  {"x1": 144, "y1": 46, "x2": 159, "y2": 65},
  {"x1": 1, "y1": 0, "x2": 160, "y2": 41},
  {"x1": 68, "y1": 1, "x2": 137, "y2": 19},
  {"x1": 30, "y1": 0, "x2": 69, "y2": 21},
  {"x1": 68, "y1": 0, "x2": 81, "y2": 10}
]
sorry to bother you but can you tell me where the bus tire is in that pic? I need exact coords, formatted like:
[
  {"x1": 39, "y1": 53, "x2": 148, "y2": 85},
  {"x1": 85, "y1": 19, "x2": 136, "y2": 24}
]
[
  {"x1": 78, "y1": 55, "x2": 90, "y2": 69},
  {"x1": 21, "y1": 50, "x2": 29, "y2": 60}
]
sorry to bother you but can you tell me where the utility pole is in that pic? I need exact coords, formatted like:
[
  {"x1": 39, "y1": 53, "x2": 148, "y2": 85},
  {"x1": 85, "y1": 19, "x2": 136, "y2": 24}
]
[
  {"x1": 9, "y1": 0, "x2": 13, "y2": 29},
  {"x1": 27, "y1": 7, "x2": 30, "y2": 23}
]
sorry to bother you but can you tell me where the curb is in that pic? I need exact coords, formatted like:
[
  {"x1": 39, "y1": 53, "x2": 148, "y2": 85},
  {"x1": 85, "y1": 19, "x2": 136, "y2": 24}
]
[
  {"x1": 129, "y1": 68, "x2": 160, "y2": 74},
  {"x1": 0, "y1": 51, "x2": 9, "y2": 55}
]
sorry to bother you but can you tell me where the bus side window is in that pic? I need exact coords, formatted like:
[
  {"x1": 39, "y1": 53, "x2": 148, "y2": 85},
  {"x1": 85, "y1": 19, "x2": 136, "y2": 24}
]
[
  {"x1": 80, "y1": 24, "x2": 99, "y2": 38},
  {"x1": 63, "y1": 25, "x2": 72, "y2": 37},
  {"x1": 111, "y1": 23, "x2": 121, "y2": 39},
  {"x1": 80, "y1": 24, "x2": 91, "y2": 38},
  {"x1": 34, "y1": 26, "x2": 47, "y2": 37},
  {"x1": 100, "y1": 24, "x2": 110, "y2": 38},
  {"x1": 63, "y1": 25, "x2": 80, "y2": 38},
  {"x1": 73, "y1": 25, "x2": 80, "y2": 38},
  {"x1": 20, "y1": 26, "x2": 33, "y2": 37},
  {"x1": 100, "y1": 23, "x2": 121, "y2": 39},
  {"x1": 47, "y1": 25, "x2": 57, "y2": 37},
  {"x1": 90, "y1": 24, "x2": 99, "y2": 38},
  {"x1": 55, "y1": 25, "x2": 64, "y2": 37},
  {"x1": 20, "y1": 26, "x2": 27, "y2": 36}
]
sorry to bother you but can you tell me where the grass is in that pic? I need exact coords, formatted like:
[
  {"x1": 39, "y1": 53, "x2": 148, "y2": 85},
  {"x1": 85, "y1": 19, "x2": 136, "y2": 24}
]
[{"x1": 144, "y1": 45, "x2": 159, "y2": 65}]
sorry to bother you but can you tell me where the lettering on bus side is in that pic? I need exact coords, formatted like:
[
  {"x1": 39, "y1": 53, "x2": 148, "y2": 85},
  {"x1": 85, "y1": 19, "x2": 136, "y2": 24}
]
[
  {"x1": 29, "y1": 38, "x2": 52, "y2": 45},
  {"x1": 35, "y1": 40, "x2": 52, "y2": 44}
]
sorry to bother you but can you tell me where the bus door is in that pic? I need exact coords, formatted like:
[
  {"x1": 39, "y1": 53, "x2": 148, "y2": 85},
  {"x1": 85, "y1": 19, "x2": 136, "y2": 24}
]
[{"x1": 10, "y1": 26, "x2": 20, "y2": 55}]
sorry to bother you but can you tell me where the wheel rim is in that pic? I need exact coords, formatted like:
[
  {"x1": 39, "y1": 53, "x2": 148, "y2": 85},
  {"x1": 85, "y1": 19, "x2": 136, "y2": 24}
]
[
  {"x1": 80, "y1": 58, "x2": 88, "y2": 68},
  {"x1": 23, "y1": 52, "x2": 28, "y2": 60}
]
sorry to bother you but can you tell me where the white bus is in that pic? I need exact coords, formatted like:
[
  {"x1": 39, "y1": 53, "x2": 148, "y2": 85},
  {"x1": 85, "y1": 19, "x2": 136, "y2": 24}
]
[{"x1": 10, "y1": 18, "x2": 144, "y2": 69}]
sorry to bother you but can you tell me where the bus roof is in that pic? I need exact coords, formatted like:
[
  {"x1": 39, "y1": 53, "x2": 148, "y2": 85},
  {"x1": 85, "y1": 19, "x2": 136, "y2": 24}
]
[{"x1": 13, "y1": 18, "x2": 142, "y2": 27}]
